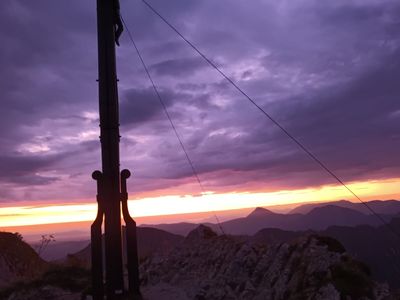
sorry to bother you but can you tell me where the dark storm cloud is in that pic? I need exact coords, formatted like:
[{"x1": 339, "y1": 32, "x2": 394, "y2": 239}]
[
  {"x1": 155, "y1": 50, "x2": 400, "y2": 189},
  {"x1": 0, "y1": 1, "x2": 98, "y2": 151},
  {"x1": 0, "y1": 0, "x2": 101, "y2": 201},
  {"x1": 183, "y1": 51, "x2": 400, "y2": 189},
  {"x1": 280, "y1": 52, "x2": 400, "y2": 180},
  {"x1": 127, "y1": 2, "x2": 400, "y2": 191},
  {"x1": 1, "y1": 0, "x2": 400, "y2": 203},
  {"x1": 315, "y1": 2, "x2": 389, "y2": 24},
  {"x1": 119, "y1": 85, "x2": 218, "y2": 129},
  {"x1": 0, "y1": 154, "x2": 60, "y2": 185},
  {"x1": 149, "y1": 57, "x2": 206, "y2": 77},
  {"x1": 120, "y1": 87, "x2": 178, "y2": 126}
]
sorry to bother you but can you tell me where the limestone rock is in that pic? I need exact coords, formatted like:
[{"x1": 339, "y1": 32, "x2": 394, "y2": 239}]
[{"x1": 141, "y1": 225, "x2": 392, "y2": 300}]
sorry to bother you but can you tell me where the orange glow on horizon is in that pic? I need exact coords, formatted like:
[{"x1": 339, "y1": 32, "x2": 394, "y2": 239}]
[{"x1": 0, "y1": 177, "x2": 399, "y2": 229}]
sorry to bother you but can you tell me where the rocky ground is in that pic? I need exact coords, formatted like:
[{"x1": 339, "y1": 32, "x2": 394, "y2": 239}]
[
  {"x1": 140, "y1": 225, "x2": 393, "y2": 300},
  {"x1": 0, "y1": 265, "x2": 90, "y2": 300},
  {"x1": 0, "y1": 232, "x2": 47, "y2": 289},
  {"x1": 1, "y1": 226, "x2": 397, "y2": 299},
  {"x1": 5, "y1": 286, "x2": 82, "y2": 300}
]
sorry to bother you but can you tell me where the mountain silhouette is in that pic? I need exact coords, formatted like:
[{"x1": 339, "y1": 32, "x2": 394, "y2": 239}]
[
  {"x1": 144, "y1": 200, "x2": 399, "y2": 236},
  {"x1": 140, "y1": 222, "x2": 201, "y2": 237},
  {"x1": 291, "y1": 199, "x2": 400, "y2": 215},
  {"x1": 321, "y1": 219, "x2": 400, "y2": 289},
  {"x1": 301, "y1": 205, "x2": 378, "y2": 230},
  {"x1": 0, "y1": 232, "x2": 47, "y2": 288},
  {"x1": 68, "y1": 226, "x2": 183, "y2": 267},
  {"x1": 251, "y1": 218, "x2": 400, "y2": 289},
  {"x1": 215, "y1": 205, "x2": 392, "y2": 235},
  {"x1": 246, "y1": 207, "x2": 275, "y2": 218}
]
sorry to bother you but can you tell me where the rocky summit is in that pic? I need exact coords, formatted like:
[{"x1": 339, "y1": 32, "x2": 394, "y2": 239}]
[{"x1": 140, "y1": 225, "x2": 392, "y2": 300}]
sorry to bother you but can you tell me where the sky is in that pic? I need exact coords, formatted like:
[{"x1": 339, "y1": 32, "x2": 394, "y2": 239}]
[{"x1": 0, "y1": 0, "x2": 400, "y2": 228}]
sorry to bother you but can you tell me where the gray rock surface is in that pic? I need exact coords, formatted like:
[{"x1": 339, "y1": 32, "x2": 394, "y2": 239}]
[
  {"x1": 6, "y1": 285, "x2": 81, "y2": 300},
  {"x1": 141, "y1": 226, "x2": 392, "y2": 300}
]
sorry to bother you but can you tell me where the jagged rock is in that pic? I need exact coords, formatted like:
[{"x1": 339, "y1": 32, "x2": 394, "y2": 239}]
[
  {"x1": 0, "y1": 264, "x2": 90, "y2": 300},
  {"x1": 0, "y1": 227, "x2": 393, "y2": 299},
  {"x1": 314, "y1": 283, "x2": 340, "y2": 300},
  {"x1": 140, "y1": 225, "x2": 392, "y2": 300},
  {"x1": 185, "y1": 224, "x2": 218, "y2": 242},
  {"x1": 6, "y1": 285, "x2": 81, "y2": 300}
]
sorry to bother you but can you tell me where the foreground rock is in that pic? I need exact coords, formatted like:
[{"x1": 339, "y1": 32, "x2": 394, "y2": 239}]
[
  {"x1": 141, "y1": 225, "x2": 392, "y2": 300},
  {"x1": 0, "y1": 266, "x2": 90, "y2": 300},
  {"x1": 0, "y1": 232, "x2": 47, "y2": 288},
  {"x1": 1, "y1": 227, "x2": 395, "y2": 299},
  {"x1": 5, "y1": 285, "x2": 81, "y2": 300},
  {"x1": 67, "y1": 226, "x2": 183, "y2": 268}
]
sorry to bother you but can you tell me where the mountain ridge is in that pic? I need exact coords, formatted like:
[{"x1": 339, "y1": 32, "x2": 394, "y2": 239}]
[
  {"x1": 140, "y1": 225, "x2": 392, "y2": 299},
  {"x1": 251, "y1": 217, "x2": 400, "y2": 289},
  {"x1": 290, "y1": 199, "x2": 400, "y2": 215},
  {"x1": 143, "y1": 200, "x2": 400, "y2": 236},
  {"x1": 0, "y1": 232, "x2": 48, "y2": 288},
  {"x1": 246, "y1": 207, "x2": 275, "y2": 218},
  {"x1": 68, "y1": 226, "x2": 184, "y2": 267}
]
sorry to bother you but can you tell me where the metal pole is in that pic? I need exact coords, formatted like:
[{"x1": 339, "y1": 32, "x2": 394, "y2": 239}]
[
  {"x1": 92, "y1": 1, "x2": 141, "y2": 299},
  {"x1": 96, "y1": 0, "x2": 124, "y2": 298}
]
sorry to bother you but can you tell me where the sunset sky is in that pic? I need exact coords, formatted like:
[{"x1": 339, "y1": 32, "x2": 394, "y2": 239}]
[{"x1": 0, "y1": 0, "x2": 400, "y2": 230}]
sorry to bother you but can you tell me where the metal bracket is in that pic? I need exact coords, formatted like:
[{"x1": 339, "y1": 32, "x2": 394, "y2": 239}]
[
  {"x1": 121, "y1": 169, "x2": 142, "y2": 298},
  {"x1": 91, "y1": 170, "x2": 104, "y2": 300}
]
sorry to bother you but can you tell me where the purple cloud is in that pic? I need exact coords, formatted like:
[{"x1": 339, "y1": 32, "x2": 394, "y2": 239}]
[{"x1": 0, "y1": 0, "x2": 399, "y2": 204}]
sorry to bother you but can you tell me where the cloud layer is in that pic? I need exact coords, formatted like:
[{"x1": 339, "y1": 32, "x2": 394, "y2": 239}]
[{"x1": 0, "y1": 0, "x2": 399, "y2": 204}]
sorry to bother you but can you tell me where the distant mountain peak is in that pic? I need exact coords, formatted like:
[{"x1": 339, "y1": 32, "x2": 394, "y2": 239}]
[
  {"x1": 290, "y1": 199, "x2": 400, "y2": 215},
  {"x1": 186, "y1": 225, "x2": 217, "y2": 242},
  {"x1": 247, "y1": 207, "x2": 275, "y2": 218},
  {"x1": 308, "y1": 204, "x2": 364, "y2": 215}
]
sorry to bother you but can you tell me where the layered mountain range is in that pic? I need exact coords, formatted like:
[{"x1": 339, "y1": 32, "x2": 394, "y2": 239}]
[
  {"x1": 144, "y1": 200, "x2": 400, "y2": 235},
  {"x1": 2, "y1": 199, "x2": 400, "y2": 299},
  {"x1": 140, "y1": 200, "x2": 400, "y2": 290}
]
